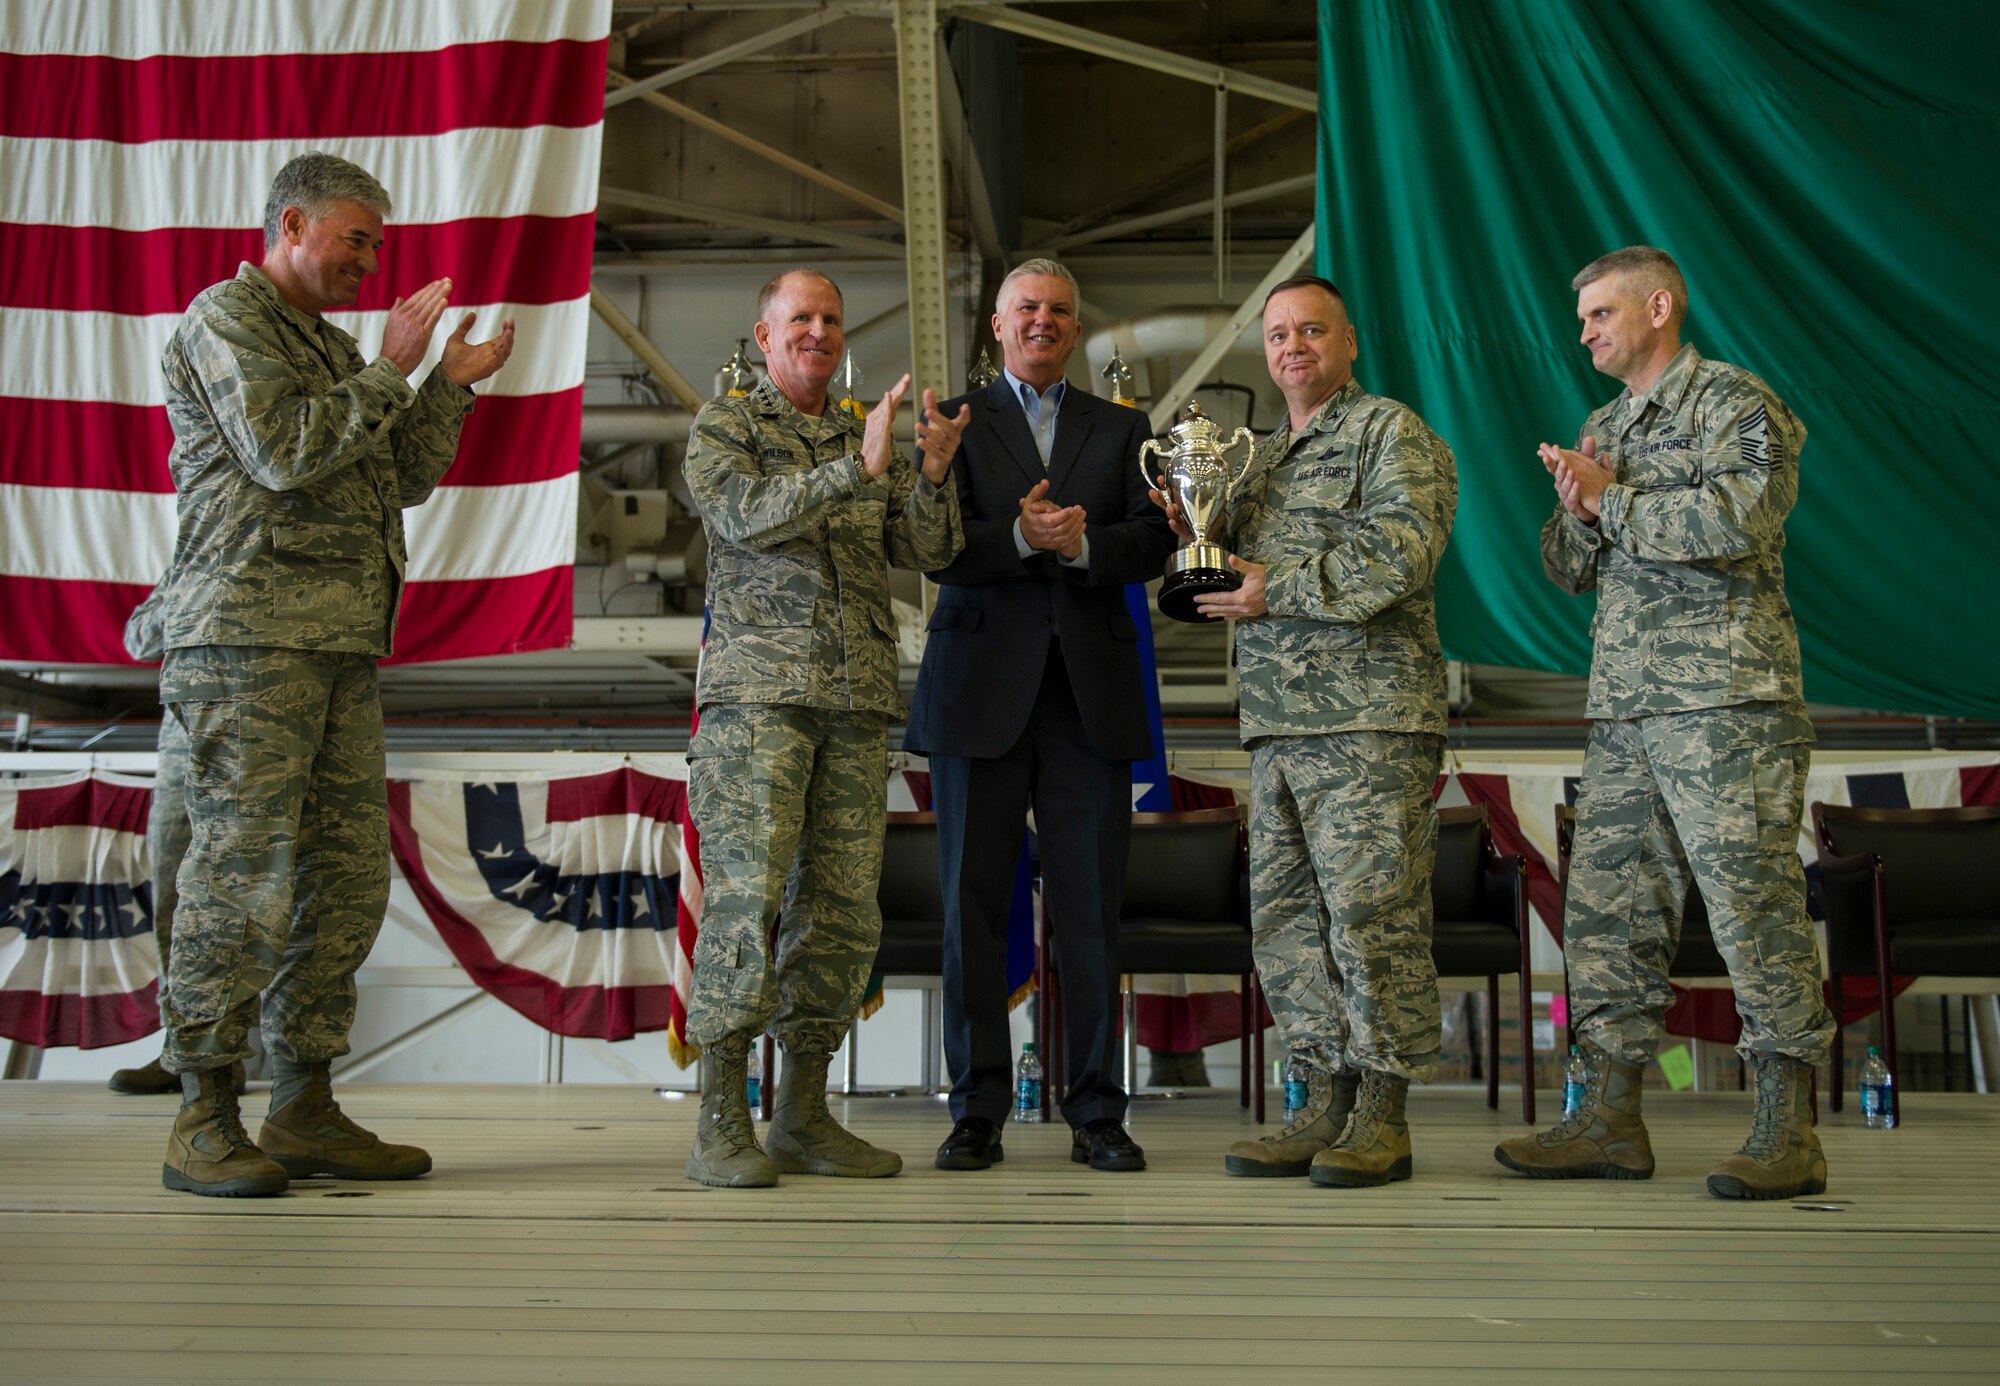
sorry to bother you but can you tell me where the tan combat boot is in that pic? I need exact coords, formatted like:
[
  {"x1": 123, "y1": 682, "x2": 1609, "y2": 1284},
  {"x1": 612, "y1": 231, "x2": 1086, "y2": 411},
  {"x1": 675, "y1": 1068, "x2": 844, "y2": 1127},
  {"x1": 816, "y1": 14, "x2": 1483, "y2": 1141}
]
[
  {"x1": 1224, "y1": 1069, "x2": 1359, "y2": 1177},
  {"x1": 1494, "y1": 1038, "x2": 1654, "y2": 1180},
  {"x1": 766, "y1": 1047, "x2": 902, "y2": 1178},
  {"x1": 1707, "y1": 1052, "x2": 1827, "y2": 1200},
  {"x1": 258, "y1": 1058, "x2": 432, "y2": 1181},
  {"x1": 162, "y1": 1068, "x2": 289, "y2": 1197},
  {"x1": 1309, "y1": 1068, "x2": 1413, "y2": 1188},
  {"x1": 684, "y1": 1037, "x2": 778, "y2": 1188},
  {"x1": 112, "y1": 1056, "x2": 245, "y2": 1096}
]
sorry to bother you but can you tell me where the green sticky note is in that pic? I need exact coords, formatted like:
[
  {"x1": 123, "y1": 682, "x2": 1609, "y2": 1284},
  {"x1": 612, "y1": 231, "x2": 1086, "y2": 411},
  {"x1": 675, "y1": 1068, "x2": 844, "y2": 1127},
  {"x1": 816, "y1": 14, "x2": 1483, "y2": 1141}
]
[{"x1": 1656, "y1": 1044, "x2": 1695, "y2": 1091}]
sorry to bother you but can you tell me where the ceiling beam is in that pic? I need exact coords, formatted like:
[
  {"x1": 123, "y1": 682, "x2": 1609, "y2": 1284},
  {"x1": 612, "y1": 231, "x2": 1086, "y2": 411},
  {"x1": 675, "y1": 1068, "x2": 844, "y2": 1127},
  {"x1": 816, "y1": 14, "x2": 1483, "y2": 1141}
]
[
  {"x1": 1053, "y1": 108, "x2": 1307, "y2": 238},
  {"x1": 946, "y1": 3, "x2": 1316, "y2": 111},
  {"x1": 1147, "y1": 221, "x2": 1315, "y2": 433},
  {"x1": 598, "y1": 185, "x2": 907, "y2": 257},
  {"x1": 607, "y1": 68, "x2": 904, "y2": 223},
  {"x1": 931, "y1": 33, "x2": 1006, "y2": 263},
  {"x1": 588, "y1": 285, "x2": 706, "y2": 412},
  {"x1": 1039, "y1": 173, "x2": 1315, "y2": 253},
  {"x1": 604, "y1": 4, "x2": 872, "y2": 108}
]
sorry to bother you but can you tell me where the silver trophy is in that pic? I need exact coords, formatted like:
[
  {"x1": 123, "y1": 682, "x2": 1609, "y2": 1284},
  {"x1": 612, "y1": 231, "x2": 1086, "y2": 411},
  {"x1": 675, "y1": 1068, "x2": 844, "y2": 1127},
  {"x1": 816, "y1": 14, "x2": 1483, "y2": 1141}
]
[{"x1": 1138, "y1": 399, "x2": 1255, "y2": 623}]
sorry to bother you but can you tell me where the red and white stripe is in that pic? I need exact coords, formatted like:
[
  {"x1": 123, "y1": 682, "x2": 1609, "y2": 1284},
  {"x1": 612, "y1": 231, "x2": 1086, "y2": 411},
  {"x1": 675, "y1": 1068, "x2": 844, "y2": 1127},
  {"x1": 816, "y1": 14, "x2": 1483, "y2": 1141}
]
[
  {"x1": 0, "y1": 1, "x2": 610, "y2": 665},
  {"x1": 0, "y1": 771, "x2": 160, "y2": 1049}
]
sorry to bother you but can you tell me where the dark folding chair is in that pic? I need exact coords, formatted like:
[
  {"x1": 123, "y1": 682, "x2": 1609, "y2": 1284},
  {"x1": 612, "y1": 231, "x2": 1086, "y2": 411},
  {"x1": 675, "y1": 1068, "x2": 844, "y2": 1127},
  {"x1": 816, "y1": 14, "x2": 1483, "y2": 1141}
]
[
  {"x1": 842, "y1": 810, "x2": 947, "y2": 1098},
  {"x1": 1039, "y1": 805, "x2": 1265, "y2": 1122},
  {"x1": 1812, "y1": 802, "x2": 2000, "y2": 1119},
  {"x1": 1430, "y1": 804, "x2": 1536, "y2": 1123}
]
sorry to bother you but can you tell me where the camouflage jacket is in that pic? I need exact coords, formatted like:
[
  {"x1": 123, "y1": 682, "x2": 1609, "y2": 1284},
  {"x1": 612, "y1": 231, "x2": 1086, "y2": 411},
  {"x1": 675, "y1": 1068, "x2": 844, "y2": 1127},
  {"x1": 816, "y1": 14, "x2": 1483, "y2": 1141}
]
[
  {"x1": 686, "y1": 377, "x2": 962, "y2": 717},
  {"x1": 156, "y1": 263, "x2": 474, "y2": 656},
  {"x1": 1540, "y1": 344, "x2": 1806, "y2": 719},
  {"x1": 122, "y1": 585, "x2": 166, "y2": 662},
  {"x1": 1224, "y1": 377, "x2": 1457, "y2": 742}
]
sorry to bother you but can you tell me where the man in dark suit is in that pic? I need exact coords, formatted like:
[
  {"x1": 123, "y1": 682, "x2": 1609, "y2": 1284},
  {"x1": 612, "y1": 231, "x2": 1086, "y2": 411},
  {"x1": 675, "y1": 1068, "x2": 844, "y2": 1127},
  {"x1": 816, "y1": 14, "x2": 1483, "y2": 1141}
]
[{"x1": 905, "y1": 258, "x2": 1175, "y2": 1173}]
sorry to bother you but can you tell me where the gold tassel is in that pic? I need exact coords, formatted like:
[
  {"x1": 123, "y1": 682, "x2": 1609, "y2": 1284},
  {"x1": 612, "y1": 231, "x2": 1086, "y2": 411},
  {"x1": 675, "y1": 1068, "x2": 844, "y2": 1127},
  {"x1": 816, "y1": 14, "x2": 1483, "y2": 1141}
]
[
  {"x1": 1005, "y1": 972, "x2": 1038, "y2": 1012},
  {"x1": 666, "y1": 1030, "x2": 701, "y2": 1069}
]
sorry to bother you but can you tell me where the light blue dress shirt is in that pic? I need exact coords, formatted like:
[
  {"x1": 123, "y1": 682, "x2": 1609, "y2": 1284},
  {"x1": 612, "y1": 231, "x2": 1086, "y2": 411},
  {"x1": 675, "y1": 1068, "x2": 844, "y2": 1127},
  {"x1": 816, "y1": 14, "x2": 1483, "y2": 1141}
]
[{"x1": 1003, "y1": 368, "x2": 1089, "y2": 568}]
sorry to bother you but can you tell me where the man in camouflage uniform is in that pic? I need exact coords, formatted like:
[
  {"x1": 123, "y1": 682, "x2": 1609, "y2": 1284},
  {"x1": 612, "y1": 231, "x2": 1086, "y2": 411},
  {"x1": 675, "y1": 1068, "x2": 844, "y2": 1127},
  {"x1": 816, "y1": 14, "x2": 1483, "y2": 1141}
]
[
  {"x1": 105, "y1": 589, "x2": 240, "y2": 1099},
  {"x1": 153, "y1": 152, "x2": 514, "y2": 1197},
  {"x1": 1495, "y1": 246, "x2": 1832, "y2": 1200},
  {"x1": 681, "y1": 268, "x2": 963, "y2": 1189},
  {"x1": 1161, "y1": 276, "x2": 1457, "y2": 1188}
]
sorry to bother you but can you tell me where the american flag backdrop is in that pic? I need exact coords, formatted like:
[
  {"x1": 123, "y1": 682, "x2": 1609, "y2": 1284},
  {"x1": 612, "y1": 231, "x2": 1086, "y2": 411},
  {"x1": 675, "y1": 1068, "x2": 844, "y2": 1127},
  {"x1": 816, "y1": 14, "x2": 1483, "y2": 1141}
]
[{"x1": 0, "y1": 1, "x2": 609, "y2": 663}]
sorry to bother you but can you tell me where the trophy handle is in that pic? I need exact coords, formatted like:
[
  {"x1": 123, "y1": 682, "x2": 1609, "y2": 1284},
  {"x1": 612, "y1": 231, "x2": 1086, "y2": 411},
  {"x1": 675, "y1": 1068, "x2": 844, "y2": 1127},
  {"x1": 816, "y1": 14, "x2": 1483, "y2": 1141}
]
[
  {"x1": 1137, "y1": 437, "x2": 1162, "y2": 493},
  {"x1": 1218, "y1": 426, "x2": 1257, "y2": 514}
]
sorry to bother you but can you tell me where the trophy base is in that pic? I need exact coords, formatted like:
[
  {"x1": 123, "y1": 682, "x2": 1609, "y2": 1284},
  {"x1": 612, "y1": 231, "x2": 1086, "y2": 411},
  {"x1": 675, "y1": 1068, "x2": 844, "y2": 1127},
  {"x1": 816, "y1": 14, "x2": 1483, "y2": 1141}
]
[{"x1": 1158, "y1": 545, "x2": 1240, "y2": 623}]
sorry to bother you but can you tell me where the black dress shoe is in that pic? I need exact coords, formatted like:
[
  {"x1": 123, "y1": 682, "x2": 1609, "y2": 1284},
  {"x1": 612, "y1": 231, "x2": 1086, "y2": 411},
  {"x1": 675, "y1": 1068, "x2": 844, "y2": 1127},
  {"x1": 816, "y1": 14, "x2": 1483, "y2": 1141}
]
[
  {"x1": 935, "y1": 1117, "x2": 1004, "y2": 1171},
  {"x1": 1071, "y1": 1118, "x2": 1146, "y2": 1172}
]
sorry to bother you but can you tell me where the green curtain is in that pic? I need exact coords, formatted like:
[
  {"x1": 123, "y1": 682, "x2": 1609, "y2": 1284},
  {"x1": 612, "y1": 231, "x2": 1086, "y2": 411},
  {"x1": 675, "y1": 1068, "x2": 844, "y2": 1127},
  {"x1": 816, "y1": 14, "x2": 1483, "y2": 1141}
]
[{"x1": 1314, "y1": 0, "x2": 2000, "y2": 717}]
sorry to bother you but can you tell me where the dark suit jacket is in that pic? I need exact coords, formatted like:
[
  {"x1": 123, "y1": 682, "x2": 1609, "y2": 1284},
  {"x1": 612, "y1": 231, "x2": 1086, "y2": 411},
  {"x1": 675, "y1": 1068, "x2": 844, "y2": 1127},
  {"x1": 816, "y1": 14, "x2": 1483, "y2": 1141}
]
[{"x1": 904, "y1": 378, "x2": 1174, "y2": 761}]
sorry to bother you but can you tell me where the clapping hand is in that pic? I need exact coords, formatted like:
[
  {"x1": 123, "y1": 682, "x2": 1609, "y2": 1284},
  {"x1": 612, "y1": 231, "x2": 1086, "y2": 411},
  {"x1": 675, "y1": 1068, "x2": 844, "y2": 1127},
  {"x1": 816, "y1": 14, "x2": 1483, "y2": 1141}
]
[
  {"x1": 440, "y1": 311, "x2": 516, "y2": 388},
  {"x1": 861, "y1": 373, "x2": 914, "y2": 478},
  {"x1": 913, "y1": 388, "x2": 971, "y2": 485},
  {"x1": 1019, "y1": 479, "x2": 1086, "y2": 561},
  {"x1": 382, "y1": 278, "x2": 452, "y2": 377},
  {"x1": 1539, "y1": 434, "x2": 1615, "y2": 521}
]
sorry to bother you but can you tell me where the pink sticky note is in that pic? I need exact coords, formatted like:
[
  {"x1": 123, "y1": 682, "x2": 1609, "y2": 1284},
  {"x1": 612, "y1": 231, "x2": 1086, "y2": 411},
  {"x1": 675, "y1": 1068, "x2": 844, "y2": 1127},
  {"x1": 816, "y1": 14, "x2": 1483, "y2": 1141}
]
[{"x1": 1548, "y1": 993, "x2": 1569, "y2": 1028}]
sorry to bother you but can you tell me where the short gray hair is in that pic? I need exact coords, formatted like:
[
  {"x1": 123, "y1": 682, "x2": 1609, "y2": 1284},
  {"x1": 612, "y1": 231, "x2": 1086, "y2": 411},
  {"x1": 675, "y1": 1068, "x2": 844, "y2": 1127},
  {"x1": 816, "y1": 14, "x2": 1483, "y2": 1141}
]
[
  {"x1": 757, "y1": 268, "x2": 843, "y2": 321},
  {"x1": 997, "y1": 257, "x2": 1080, "y2": 313},
  {"x1": 263, "y1": 152, "x2": 392, "y2": 250},
  {"x1": 1572, "y1": 246, "x2": 1688, "y2": 329}
]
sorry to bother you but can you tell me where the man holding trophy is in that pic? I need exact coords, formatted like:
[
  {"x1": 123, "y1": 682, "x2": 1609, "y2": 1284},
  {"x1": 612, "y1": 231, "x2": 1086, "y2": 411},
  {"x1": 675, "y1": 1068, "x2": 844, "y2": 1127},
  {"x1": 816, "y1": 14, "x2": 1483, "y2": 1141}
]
[{"x1": 1153, "y1": 275, "x2": 1457, "y2": 1187}]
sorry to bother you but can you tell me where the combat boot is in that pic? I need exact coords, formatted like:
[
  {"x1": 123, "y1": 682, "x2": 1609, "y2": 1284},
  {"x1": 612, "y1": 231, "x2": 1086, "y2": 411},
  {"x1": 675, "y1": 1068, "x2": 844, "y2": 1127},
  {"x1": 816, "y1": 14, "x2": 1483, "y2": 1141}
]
[
  {"x1": 258, "y1": 1058, "x2": 432, "y2": 1180},
  {"x1": 110, "y1": 1056, "x2": 178, "y2": 1095},
  {"x1": 111, "y1": 1056, "x2": 245, "y2": 1096},
  {"x1": 162, "y1": 1068, "x2": 289, "y2": 1197},
  {"x1": 684, "y1": 1037, "x2": 778, "y2": 1188},
  {"x1": 1223, "y1": 1068, "x2": 1359, "y2": 1176},
  {"x1": 1309, "y1": 1068, "x2": 1413, "y2": 1188},
  {"x1": 1707, "y1": 1052, "x2": 1827, "y2": 1200},
  {"x1": 1494, "y1": 1038, "x2": 1654, "y2": 1180},
  {"x1": 766, "y1": 1048, "x2": 902, "y2": 1178}
]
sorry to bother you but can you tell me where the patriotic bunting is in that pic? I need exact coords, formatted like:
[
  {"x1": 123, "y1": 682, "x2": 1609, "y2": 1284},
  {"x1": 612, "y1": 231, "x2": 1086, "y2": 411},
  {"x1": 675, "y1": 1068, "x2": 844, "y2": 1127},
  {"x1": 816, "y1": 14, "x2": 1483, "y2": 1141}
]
[{"x1": 0, "y1": 771, "x2": 160, "y2": 1048}]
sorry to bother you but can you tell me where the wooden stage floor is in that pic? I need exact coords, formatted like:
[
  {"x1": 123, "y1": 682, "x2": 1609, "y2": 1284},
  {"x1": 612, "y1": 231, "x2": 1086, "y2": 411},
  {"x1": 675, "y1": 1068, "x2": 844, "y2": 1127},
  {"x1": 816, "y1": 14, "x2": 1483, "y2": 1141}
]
[{"x1": 2, "y1": 1081, "x2": 1997, "y2": 1384}]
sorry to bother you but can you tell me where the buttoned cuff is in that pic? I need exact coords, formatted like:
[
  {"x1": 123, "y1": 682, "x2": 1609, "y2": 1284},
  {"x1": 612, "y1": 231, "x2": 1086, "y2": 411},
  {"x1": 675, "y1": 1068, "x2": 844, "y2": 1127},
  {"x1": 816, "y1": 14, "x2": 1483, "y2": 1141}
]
[{"x1": 1596, "y1": 484, "x2": 1630, "y2": 545}]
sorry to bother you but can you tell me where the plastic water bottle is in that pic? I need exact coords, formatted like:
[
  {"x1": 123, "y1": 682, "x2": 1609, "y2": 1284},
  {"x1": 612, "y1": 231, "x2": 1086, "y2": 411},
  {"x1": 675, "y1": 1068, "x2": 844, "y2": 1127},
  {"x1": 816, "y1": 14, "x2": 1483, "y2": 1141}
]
[
  {"x1": 1860, "y1": 1047, "x2": 1896, "y2": 1129},
  {"x1": 1282, "y1": 1055, "x2": 1309, "y2": 1123},
  {"x1": 1015, "y1": 1042, "x2": 1045, "y2": 1123},
  {"x1": 1561, "y1": 1045, "x2": 1589, "y2": 1117},
  {"x1": 744, "y1": 1044, "x2": 762, "y2": 1115}
]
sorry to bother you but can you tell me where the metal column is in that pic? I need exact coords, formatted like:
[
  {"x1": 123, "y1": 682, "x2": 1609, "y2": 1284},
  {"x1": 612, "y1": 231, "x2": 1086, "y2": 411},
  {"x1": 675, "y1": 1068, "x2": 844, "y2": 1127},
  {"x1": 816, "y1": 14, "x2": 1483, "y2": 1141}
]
[{"x1": 893, "y1": 0, "x2": 955, "y2": 394}]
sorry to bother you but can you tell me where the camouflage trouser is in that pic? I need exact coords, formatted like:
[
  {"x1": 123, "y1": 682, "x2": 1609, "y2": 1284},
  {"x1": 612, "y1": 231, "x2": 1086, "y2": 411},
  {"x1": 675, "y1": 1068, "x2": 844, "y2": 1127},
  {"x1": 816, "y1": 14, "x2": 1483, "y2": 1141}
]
[
  {"x1": 684, "y1": 703, "x2": 888, "y2": 1054},
  {"x1": 1566, "y1": 704, "x2": 1833, "y2": 1066},
  {"x1": 1249, "y1": 730, "x2": 1443, "y2": 1082},
  {"x1": 147, "y1": 713, "x2": 192, "y2": 1019},
  {"x1": 158, "y1": 645, "x2": 389, "y2": 1073}
]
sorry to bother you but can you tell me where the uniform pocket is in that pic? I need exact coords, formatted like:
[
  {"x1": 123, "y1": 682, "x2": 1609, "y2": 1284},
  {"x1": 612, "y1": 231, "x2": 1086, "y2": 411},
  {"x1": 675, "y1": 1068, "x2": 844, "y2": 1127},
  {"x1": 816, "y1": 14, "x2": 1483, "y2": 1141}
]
[{"x1": 1642, "y1": 618, "x2": 1731, "y2": 690}]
